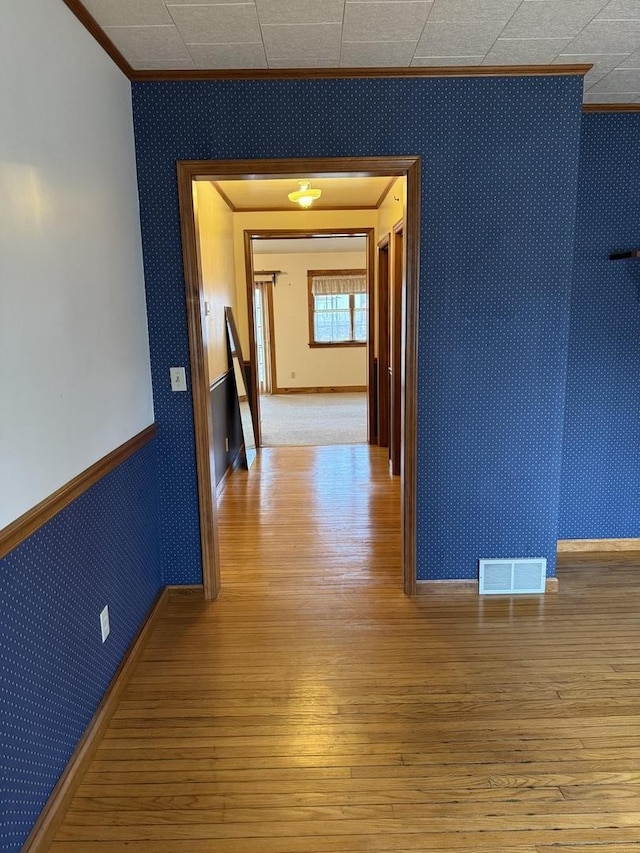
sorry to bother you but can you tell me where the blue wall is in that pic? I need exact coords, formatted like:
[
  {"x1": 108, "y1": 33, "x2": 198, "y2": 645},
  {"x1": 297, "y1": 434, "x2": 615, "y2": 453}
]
[
  {"x1": 132, "y1": 76, "x2": 584, "y2": 583},
  {"x1": 559, "y1": 114, "x2": 640, "y2": 538},
  {"x1": 0, "y1": 441, "x2": 161, "y2": 852}
]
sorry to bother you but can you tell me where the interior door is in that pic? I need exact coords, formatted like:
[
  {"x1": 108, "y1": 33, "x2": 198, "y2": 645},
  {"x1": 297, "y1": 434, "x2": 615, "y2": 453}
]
[{"x1": 377, "y1": 237, "x2": 391, "y2": 448}]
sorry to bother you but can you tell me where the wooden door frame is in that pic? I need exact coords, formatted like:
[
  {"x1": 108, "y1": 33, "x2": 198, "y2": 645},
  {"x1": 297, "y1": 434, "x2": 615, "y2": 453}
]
[
  {"x1": 376, "y1": 234, "x2": 391, "y2": 448},
  {"x1": 253, "y1": 276, "x2": 277, "y2": 395},
  {"x1": 390, "y1": 222, "x2": 404, "y2": 476},
  {"x1": 177, "y1": 157, "x2": 420, "y2": 598},
  {"x1": 244, "y1": 228, "x2": 375, "y2": 446}
]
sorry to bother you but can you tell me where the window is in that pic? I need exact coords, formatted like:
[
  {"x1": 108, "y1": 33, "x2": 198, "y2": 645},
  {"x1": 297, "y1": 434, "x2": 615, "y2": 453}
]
[{"x1": 307, "y1": 269, "x2": 367, "y2": 347}]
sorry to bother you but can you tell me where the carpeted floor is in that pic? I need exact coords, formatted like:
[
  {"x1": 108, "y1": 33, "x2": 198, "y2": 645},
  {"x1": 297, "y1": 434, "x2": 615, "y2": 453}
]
[{"x1": 259, "y1": 392, "x2": 367, "y2": 446}]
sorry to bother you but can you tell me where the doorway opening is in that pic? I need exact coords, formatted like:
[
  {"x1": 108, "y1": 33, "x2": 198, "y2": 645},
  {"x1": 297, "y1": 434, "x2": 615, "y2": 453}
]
[
  {"x1": 177, "y1": 157, "x2": 420, "y2": 599},
  {"x1": 246, "y1": 231, "x2": 372, "y2": 448}
]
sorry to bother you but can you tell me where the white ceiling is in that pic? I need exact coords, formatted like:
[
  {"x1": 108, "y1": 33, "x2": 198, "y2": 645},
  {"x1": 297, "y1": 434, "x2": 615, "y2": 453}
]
[{"x1": 77, "y1": 0, "x2": 640, "y2": 103}]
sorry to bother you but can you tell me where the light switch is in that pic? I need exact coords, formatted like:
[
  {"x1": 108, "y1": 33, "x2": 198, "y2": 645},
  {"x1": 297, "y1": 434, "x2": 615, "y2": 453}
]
[{"x1": 170, "y1": 367, "x2": 187, "y2": 392}]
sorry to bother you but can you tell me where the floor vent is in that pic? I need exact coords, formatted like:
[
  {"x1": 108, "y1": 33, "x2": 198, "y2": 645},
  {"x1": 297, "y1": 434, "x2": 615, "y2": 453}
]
[{"x1": 478, "y1": 558, "x2": 546, "y2": 595}]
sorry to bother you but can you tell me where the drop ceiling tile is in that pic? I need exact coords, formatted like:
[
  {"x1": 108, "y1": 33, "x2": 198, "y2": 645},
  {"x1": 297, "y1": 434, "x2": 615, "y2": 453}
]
[
  {"x1": 268, "y1": 58, "x2": 338, "y2": 67},
  {"x1": 167, "y1": 4, "x2": 261, "y2": 44},
  {"x1": 596, "y1": 0, "x2": 640, "y2": 18},
  {"x1": 484, "y1": 36, "x2": 571, "y2": 63},
  {"x1": 129, "y1": 57, "x2": 197, "y2": 70},
  {"x1": 340, "y1": 40, "x2": 418, "y2": 65},
  {"x1": 412, "y1": 54, "x2": 485, "y2": 63},
  {"x1": 255, "y1": 0, "x2": 345, "y2": 25},
  {"x1": 620, "y1": 48, "x2": 640, "y2": 65},
  {"x1": 343, "y1": 2, "x2": 431, "y2": 42},
  {"x1": 554, "y1": 51, "x2": 629, "y2": 86},
  {"x1": 416, "y1": 20, "x2": 505, "y2": 55},
  {"x1": 188, "y1": 42, "x2": 267, "y2": 67},
  {"x1": 81, "y1": 0, "x2": 172, "y2": 27},
  {"x1": 502, "y1": 0, "x2": 609, "y2": 39},
  {"x1": 563, "y1": 19, "x2": 640, "y2": 53},
  {"x1": 103, "y1": 25, "x2": 192, "y2": 61},
  {"x1": 583, "y1": 90, "x2": 639, "y2": 100},
  {"x1": 587, "y1": 66, "x2": 640, "y2": 90},
  {"x1": 261, "y1": 23, "x2": 342, "y2": 61},
  {"x1": 428, "y1": 0, "x2": 521, "y2": 23}
]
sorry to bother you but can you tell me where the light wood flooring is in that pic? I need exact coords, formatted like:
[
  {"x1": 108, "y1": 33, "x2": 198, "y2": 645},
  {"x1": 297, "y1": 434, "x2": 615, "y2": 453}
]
[{"x1": 52, "y1": 446, "x2": 640, "y2": 851}]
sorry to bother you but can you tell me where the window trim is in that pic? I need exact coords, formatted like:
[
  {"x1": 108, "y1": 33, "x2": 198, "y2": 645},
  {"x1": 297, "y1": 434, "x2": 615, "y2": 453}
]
[{"x1": 307, "y1": 268, "x2": 367, "y2": 348}]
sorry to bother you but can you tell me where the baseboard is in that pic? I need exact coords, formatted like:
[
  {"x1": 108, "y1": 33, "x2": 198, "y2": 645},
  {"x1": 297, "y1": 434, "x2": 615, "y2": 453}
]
[
  {"x1": 417, "y1": 577, "x2": 559, "y2": 594},
  {"x1": 215, "y1": 464, "x2": 232, "y2": 497},
  {"x1": 21, "y1": 586, "x2": 169, "y2": 852},
  {"x1": 275, "y1": 385, "x2": 367, "y2": 394},
  {"x1": 166, "y1": 584, "x2": 205, "y2": 599},
  {"x1": 557, "y1": 538, "x2": 640, "y2": 552}
]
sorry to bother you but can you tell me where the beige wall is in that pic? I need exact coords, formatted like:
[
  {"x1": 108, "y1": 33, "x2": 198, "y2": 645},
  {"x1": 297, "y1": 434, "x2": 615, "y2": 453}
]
[
  {"x1": 194, "y1": 181, "x2": 238, "y2": 382},
  {"x1": 253, "y1": 250, "x2": 368, "y2": 390}
]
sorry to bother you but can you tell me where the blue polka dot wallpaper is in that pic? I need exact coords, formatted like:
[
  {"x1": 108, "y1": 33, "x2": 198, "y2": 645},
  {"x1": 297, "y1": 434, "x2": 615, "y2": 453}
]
[
  {"x1": 559, "y1": 114, "x2": 640, "y2": 539},
  {"x1": 0, "y1": 442, "x2": 161, "y2": 851},
  {"x1": 131, "y1": 75, "x2": 583, "y2": 583}
]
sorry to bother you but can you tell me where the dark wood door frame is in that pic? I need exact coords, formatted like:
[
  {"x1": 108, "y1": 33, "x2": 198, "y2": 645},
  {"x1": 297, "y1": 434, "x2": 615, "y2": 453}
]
[
  {"x1": 390, "y1": 222, "x2": 404, "y2": 476},
  {"x1": 177, "y1": 157, "x2": 421, "y2": 598},
  {"x1": 376, "y1": 235, "x2": 391, "y2": 448}
]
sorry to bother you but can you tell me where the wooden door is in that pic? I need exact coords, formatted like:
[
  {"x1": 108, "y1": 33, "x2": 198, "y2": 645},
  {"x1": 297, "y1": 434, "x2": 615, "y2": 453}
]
[{"x1": 377, "y1": 238, "x2": 391, "y2": 448}]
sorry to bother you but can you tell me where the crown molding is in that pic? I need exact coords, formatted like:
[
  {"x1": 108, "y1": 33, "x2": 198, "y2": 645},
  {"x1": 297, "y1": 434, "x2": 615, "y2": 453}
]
[
  {"x1": 582, "y1": 103, "x2": 640, "y2": 112},
  {"x1": 61, "y1": 0, "x2": 134, "y2": 78},
  {"x1": 130, "y1": 64, "x2": 592, "y2": 83}
]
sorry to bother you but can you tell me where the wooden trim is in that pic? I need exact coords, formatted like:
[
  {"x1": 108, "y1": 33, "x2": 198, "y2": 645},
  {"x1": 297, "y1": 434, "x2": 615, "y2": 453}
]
[
  {"x1": 0, "y1": 425, "x2": 156, "y2": 561},
  {"x1": 60, "y1": 0, "x2": 134, "y2": 78},
  {"x1": 309, "y1": 341, "x2": 367, "y2": 348},
  {"x1": 180, "y1": 158, "x2": 420, "y2": 599},
  {"x1": 377, "y1": 235, "x2": 391, "y2": 449},
  {"x1": 243, "y1": 231, "x2": 263, "y2": 447},
  {"x1": 582, "y1": 104, "x2": 640, "y2": 113},
  {"x1": 416, "y1": 578, "x2": 559, "y2": 594},
  {"x1": 210, "y1": 181, "x2": 237, "y2": 211},
  {"x1": 21, "y1": 586, "x2": 169, "y2": 852},
  {"x1": 165, "y1": 584, "x2": 205, "y2": 596},
  {"x1": 276, "y1": 385, "x2": 367, "y2": 394},
  {"x1": 182, "y1": 160, "x2": 419, "y2": 181},
  {"x1": 265, "y1": 278, "x2": 278, "y2": 395},
  {"x1": 403, "y1": 163, "x2": 420, "y2": 596},
  {"x1": 557, "y1": 538, "x2": 640, "y2": 552},
  {"x1": 220, "y1": 204, "x2": 380, "y2": 213},
  {"x1": 177, "y1": 164, "x2": 221, "y2": 601},
  {"x1": 210, "y1": 367, "x2": 232, "y2": 391},
  {"x1": 391, "y1": 223, "x2": 404, "y2": 478},
  {"x1": 366, "y1": 230, "x2": 376, "y2": 445},
  {"x1": 131, "y1": 64, "x2": 592, "y2": 82}
]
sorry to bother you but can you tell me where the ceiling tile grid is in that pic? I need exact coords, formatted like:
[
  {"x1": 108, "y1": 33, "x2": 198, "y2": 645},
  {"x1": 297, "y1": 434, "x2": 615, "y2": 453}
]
[{"x1": 79, "y1": 0, "x2": 640, "y2": 101}]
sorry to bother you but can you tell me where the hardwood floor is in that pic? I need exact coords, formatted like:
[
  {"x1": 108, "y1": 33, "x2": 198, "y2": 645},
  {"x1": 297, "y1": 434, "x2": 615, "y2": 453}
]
[{"x1": 51, "y1": 446, "x2": 640, "y2": 851}]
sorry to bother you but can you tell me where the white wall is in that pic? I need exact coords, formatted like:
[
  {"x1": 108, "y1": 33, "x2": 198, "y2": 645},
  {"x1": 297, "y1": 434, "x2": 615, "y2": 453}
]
[
  {"x1": 253, "y1": 251, "x2": 368, "y2": 389},
  {"x1": 0, "y1": 0, "x2": 154, "y2": 529}
]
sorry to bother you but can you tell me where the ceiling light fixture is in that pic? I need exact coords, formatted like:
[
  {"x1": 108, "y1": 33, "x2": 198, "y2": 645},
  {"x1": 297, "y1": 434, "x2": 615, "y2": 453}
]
[{"x1": 288, "y1": 180, "x2": 322, "y2": 209}]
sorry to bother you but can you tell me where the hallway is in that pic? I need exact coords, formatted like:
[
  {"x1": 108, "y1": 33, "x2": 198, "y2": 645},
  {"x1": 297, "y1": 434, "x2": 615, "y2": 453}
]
[{"x1": 51, "y1": 447, "x2": 640, "y2": 851}]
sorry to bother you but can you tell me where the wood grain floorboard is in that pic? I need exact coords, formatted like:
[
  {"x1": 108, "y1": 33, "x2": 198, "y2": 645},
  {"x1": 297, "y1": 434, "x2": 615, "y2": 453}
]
[{"x1": 51, "y1": 446, "x2": 640, "y2": 851}]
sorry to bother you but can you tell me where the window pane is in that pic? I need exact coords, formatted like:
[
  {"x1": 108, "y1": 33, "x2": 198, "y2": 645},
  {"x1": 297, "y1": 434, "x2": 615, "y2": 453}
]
[{"x1": 315, "y1": 309, "x2": 351, "y2": 342}]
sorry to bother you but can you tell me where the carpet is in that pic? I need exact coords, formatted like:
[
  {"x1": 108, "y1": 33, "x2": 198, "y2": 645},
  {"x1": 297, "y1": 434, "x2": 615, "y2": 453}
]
[{"x1": 259, "y1": 392, "x2": 367, "y2": 446}]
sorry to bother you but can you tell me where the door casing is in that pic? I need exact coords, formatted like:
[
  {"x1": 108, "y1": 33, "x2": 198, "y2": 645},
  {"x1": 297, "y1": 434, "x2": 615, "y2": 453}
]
[{"x1": 176, "y1": 157, "x2": 421, "y2": 598}]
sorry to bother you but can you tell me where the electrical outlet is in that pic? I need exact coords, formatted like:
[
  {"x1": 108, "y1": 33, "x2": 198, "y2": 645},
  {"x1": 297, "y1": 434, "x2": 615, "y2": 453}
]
[
  {"x1": 225, "y1": 437, "x2": 229, "y2": 452},
  {"x1": 291, "y1": 371, "x2": 296, "y2": 379},
  {"x1": 100, "y1": 605, "x2": 110, "y2": 643}
]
